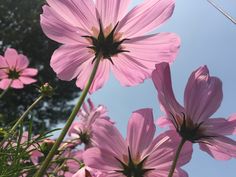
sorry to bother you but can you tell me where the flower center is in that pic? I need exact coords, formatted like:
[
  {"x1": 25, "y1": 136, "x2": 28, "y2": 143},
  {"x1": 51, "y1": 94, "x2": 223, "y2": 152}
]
[
  {"x1": 8, "y1": 69, "x2": 20, "y2": 79},
  {"x1": 79, "y1": 132, "x2": 90, "y2": 145},
  {"x1": 172, "y1": 113, "x2": 213, "y2": 143},
  {"x1": 115, "y1": 148, "x2": 152, "y2": 177},
  {"x1": 83, "y1": 21, "x2": 129, "y2": 64}
]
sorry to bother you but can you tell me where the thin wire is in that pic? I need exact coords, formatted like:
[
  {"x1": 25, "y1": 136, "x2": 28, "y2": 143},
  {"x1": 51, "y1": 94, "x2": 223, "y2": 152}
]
[{"x1": 207, "y1": 0, "x2": 236, "y2": 24}]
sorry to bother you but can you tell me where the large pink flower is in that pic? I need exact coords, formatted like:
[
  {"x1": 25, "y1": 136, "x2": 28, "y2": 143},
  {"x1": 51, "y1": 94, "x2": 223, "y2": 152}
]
[
  {"x1": 152, "y1": 62, "x2": 236, "y2": 160},
  {"x1": 0, "y1": 48, "x2": 38, "y2": 89},
  {"x1": 83, "y1": 108, "x2": 192, "y2": 177},
  {"x1": 40, "y1": 0, "x2": 180, "y2": 93}
]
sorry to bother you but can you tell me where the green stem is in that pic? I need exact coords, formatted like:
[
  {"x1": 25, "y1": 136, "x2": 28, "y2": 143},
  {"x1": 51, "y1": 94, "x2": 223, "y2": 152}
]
[
  {"x1": 168, "y1": 138, "x2": 186, "y2": 177},
  {"x1": 0, "y1": 95, "x2": 44, "y2": 148},
  {"x1": 34, "y1": 54, "x2": 102, "y2": 177},
  {"x1": 9, "y1": 95, "x2": 44, "y2": 135},
  {"x1": 0, "y1": 79, "x2": 13, "y2": 100}
]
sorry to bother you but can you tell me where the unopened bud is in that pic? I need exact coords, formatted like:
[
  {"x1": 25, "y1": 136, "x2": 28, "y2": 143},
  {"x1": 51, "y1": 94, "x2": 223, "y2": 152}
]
[
  {"x1": 39, "y1": 83, "x2": 54, "y2": 97},
  {"x1": 40, "y1": 139, "x2": 55, "y2": 156}
]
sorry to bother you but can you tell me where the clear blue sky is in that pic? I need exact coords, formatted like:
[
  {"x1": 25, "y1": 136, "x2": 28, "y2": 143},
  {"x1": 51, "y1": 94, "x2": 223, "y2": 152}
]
[{"x1": 86, "y1": 0, "x2": 236, "y2": 176}]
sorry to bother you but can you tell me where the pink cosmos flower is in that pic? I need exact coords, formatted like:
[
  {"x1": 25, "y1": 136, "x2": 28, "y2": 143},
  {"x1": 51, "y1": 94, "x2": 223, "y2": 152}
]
[
  {"x1": 83, "y1": 108, "x2": 192, "y2": 177},
  {"x1": 68, "y1": 98, "x2": 113, "y2": 147},
  {"x1": 40, "y1": 0, "x2": 180, "y2": 93},
  {"x1": 152, "y1": 62, "x2": 236, "y2": 160},
  {"x1": 0, "y1": 48, "x2": 38, "y2": 89}
]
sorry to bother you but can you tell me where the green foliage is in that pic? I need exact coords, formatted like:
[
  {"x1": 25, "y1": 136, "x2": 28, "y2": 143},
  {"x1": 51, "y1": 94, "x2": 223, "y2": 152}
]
[
  {"x1": 0, "y1": 122, "x2": 63, "y2": 177},
  {"x1": 0, "y1": 0, "x2": 81, "y2": 132}
]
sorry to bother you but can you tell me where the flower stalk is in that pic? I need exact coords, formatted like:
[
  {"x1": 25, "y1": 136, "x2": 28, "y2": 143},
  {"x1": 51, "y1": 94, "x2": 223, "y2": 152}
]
[
  {"x1": 0, "y1": 79, "x2": 13, "y2": 100},
  {"x1": 0, "y1": 95, "x2": 44, "y2": 148},
  {"x1": 168, "y1": 138, "x2": 186, "y2": 177},
  {"x1": 34, "y1": 53, "x2": 102, "y2": 177}
]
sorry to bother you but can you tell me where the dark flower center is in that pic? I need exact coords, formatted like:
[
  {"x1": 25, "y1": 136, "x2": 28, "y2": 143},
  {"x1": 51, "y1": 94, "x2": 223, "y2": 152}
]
[
  {"x1": 171, "y1": 113, "x2": 215, "y2": 143},
  {"x1": 83, "y1": 21, "x2": 129, "y2": 64},
  {"x1": 115, "y1": 148, "x2": 153, "y2": 177},
  {"x1": 79, "y1": 132, "x2": 90, "y2": 145},
  {"x1": 8, "y1": 69, "x2": 20, "y2": 79}
]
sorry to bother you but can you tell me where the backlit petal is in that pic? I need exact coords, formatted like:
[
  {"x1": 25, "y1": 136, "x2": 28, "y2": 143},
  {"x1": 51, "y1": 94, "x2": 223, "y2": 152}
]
[
  {"x1": 96, "y1": 0, "x2": 131, "y2": 27},
  {"x1": 126, "y1": 108, "x2": 155, "y2": 160},
  {"x1": 50, "y1": 44, "x2": 93, "y2": 81},
  {"x1": 75, "y1": 59, "x2": 110, "y2": 94},
  {"x1": 152, "y1": 62, "x2": 184, "y2": 123},
  {"x1": 184, "y1": 66, "x2": 223, "y2": 124},
  {"x1": 118, "y1": 0, "x2": 175, "y2": 37},
  {"x1": 200, "y1": 136, "x2": 236, "y2": 160}
]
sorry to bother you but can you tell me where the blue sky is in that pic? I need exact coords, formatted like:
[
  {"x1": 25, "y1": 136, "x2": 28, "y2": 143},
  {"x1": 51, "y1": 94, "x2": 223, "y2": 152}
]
[{"x1": 87, "y1": 0, "x2": 236, "y2": 176}]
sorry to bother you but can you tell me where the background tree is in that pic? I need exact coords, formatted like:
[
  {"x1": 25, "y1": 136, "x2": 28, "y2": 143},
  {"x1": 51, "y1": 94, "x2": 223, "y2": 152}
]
[{"x1": 0, "y1": 0, "x2": 81, "y2": 132}]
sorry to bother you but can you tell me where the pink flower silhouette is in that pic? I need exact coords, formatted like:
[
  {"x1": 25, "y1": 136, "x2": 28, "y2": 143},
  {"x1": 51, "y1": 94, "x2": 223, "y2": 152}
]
[
  {"x1": 83, "y1": 108, "x2": 192, "y2": 177},
  {"x1": 0, "y1": 48, "x2": 38, "y2": 89},
  {"x1": 152, "y1": 62, "x2": 236, "y2": 160},
  {"x1": 69, "y1": 98, "x2": 113, "y2": 147},
  {"x1": 41, "y1": 0, "x2": 180, "y2": 93}
]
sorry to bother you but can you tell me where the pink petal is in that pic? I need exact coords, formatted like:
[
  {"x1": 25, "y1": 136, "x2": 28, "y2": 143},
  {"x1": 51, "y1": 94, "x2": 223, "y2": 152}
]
[
  {"x1": 111, "y1": 53, "x2": 151, "y2": 86},
  {"x1": 184, "y1": 66, "x2": 223, "y2": 124},
  {"x1": 46, "y1": 0, "x2": 97, "y2": 32},
  {"x1": 76, "y1": 59, "x2": 110, "y2": 94},
  {"x1": 40, "y1": 5, "x2": 89, "y2": 45},
  {"x1": 88, "y1": 60, "x2": 110, "y2": 94},
  {"x1": 146, "y1": 168, "x2": 188, "y2": 177},
  {"x1": 66, "y1": 151, "x2": 83, "y2": 172},
  {"x1": 91, "y1": 119, "x2": 127, "y2": 158},
  {"x1": 20, "y1": 68, "x2": 38, "y2": 77},
  {"x1": 152, "y1": 62, "x2": 184, "y2": 124},
  {"x1": 200, "y1": 136, "x2": 236, "y2": 160},
  {"x1": 68, "y1": 122, "x2": 80, "y2": 136},
  {"x1": 0, "y1": 55, "x2": 8, "y2": 68},
  {"x1": 50, "y1": 44, "x2": 93, "y2": 81},
  {"x1": 156, "y1": 116, "x2": 175, "y2": 128},
  {"x1": 111, "y1": 33, "x2": 180, "y2": 87},
  {"x1": 144, "y1": 131, "x2": 192, "y2": 170},
  {"x1": 202, "y1": 116, "x2": 236, "y2": 136},
  {"x1": 175, "y1": 168, "x2": 189, "y2": 177},
  {"x1": 124, "y1": 33, "x2": 180, "y2": 65},
  {"x1": 31, "y1": 150, "x2": 43, "y2": 165},
  {"x1": 117, "y1": 0, "x2": 175, "y2": 37},
  {"x1": 0, "y1": 70, "x2": 8, "y2": 79},
  {"x1": 87, "y1": 98, "x2": 95, "y2": 110},
  {"x1": 0, "y1": 79, "x2": 12, "y2": 90},
  {"x1": 11, "y1": 79, "x2": 24, "y2": 89},
  {"x1": 72, "y1": 167, "x2": 86, "y2": 177},
  {"x1": 19, "y1": 76, "x2": 37, "y2": 85},
  {"x1": 83, "y1": 147, "x2": 122, "y2": 172},
  {"x1": 4, "y1": 48, "x2": 19, "y2": 69},
  {"x1": 146, "y1": 170, "x2": 169, "y2": 177},
  {"x1": 104, "y1": 174, "x2": 123, "y2": 177},
  {"x1": 96, "y1": 0, "x2": 131, "y2": 27},
  {"x1": 15, "y1": 54, "x2": 29, "y2": 70},
  {"x1": 126, "y1": 108, "x2": 156, "y2": 160},
  {"x1": 229, "y1": 114, "x2": 236, "y2": 134}
]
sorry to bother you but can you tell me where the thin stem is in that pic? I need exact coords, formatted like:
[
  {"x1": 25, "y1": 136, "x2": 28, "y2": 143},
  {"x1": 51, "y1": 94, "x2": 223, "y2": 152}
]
[
  {"x1": 0, "y1": 95, "x2": 44, "y2": 148},
  {"x1": 207, "y1": 0, "x2": 236, "y2": 24},
  {"x1": 0, "y1": 79, "x2": 13, "y2": 100},
  {"x1": 34, "y1": 54, "x2": 102, "y2": 177},
  {"x1": 168, "y1": 138, "x2": 186, "y2": 177}
]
